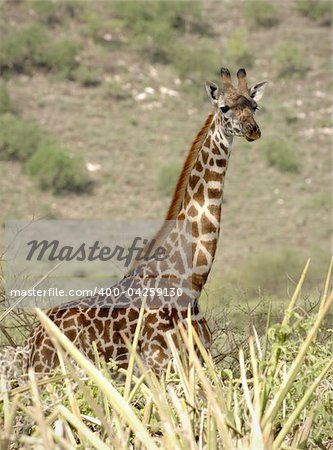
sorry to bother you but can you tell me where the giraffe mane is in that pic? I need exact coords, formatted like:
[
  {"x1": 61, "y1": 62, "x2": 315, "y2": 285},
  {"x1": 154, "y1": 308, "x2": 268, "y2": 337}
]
[
  {"x1": 165, "y1": 112, "x2": 214, "y2": 220},
  {"x1": 130, "y1": 112, "x2": 214, "y2": 272}
]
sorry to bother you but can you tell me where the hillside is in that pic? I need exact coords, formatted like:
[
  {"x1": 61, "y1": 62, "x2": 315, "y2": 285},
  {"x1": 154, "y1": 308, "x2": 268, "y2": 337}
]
[{"x1": 0, "y1": 0, "x2": 332, "y2": 309}]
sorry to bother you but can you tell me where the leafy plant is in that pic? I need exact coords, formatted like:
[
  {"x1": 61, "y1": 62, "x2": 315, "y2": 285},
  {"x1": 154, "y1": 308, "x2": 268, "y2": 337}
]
[
  {"x1": 243, "y1": 0, "x2": 280, "y2": 28},
  {"x1": 259, "y1": 136, "x2": 300, "y2": 172},
  {"x1": 0, "y1": 113, "x2": 43, "y2": 161},
  {"x1": 25, "y1": 143, "x2": 90, "y2": 194}
]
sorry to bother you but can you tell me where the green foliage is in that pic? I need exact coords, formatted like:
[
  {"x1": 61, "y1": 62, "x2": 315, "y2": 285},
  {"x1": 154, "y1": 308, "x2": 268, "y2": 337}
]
[
  {"x1": 0, "y1": 113, "x2": 43, "y2": 161},
  {"x1": 32, "y1": 0, "x2": 85, "y2": 25},
  {"x1": 104, "y1": 79, "x2": 128, "y2": 100},
  {"x1": 0, "y1": 23, "x2": 81, "y2": 77},
  {"x1": 0, "y1": 24, "x2": 49, "y2": 72},
  {"x1": 0, "y1": 83, "x2": 12, "y2": 114},
  {"x1": 243, "y1": 0, "x2": 280, "y2": 28},
  {"x1": 260, "y1": 136, "x2": 300, "y2": 173},
  {"x1": 274, "y1": 41, "x2": 308, "y2": 77},
  {"x1": 157, "y1": 161, "x2": 181, "y2": 197},
  {"x1": 110, "y1": 1, "x2": 207, "y2": 64},
  {"x1": 37, "y1": 39, "x2": 81, "y2": 76},
  {"x1": 296, "y1": 0, "x2": 332, "y2": 26},
  {"x1": 225, "y1": 31, "x2": 254, "y2": 69},
  {"x1": 172, "y1": 43, "x2": 221, "y2": 80},
  {"x1": 71, "y1": 65, "x2": 100, "y2": 86},
  {"x1": 25, "y1": 143, "x2": 90, "y2": 194}
]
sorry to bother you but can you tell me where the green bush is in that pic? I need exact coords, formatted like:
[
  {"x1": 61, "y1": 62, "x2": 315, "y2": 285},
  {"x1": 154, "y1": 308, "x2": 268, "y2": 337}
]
[
  {"x1": 259, "y1": 136, "x2": 300, "y2": 173},
  {"x1": 157, "y1": 161, "x2": 181, "y2": 197},
  {"x1": 296, "y1": 0, "x2": 332, "y2": 26},
  {"x1": 32, "y1": 0, "x2": 85, "y2": 25},
  {"x1": 0, "y1": 113, "x2": 43, "y2": 161},
  {"x1": 0, "y1": 24, "x2": 49, "y2": 72},
  {"x1": 71, "y1": 65, "x2": 100, "y2": 86},
  {"x1": 0, "y1": 83, "x2": 12, "y2": 114},
  {"x1": 274, "y1": 41, "x2": 308, "y2": 77},
  {"x1": 37, "y1": 39, "x2": 81, "y2": 77},
  {"x1": 225, "y1": 31, "x2": 254, "y2": 69},
  {"x1": 172, "y1": 43, "x2": 220, "y2": 80},
  {"x1": 110, "y1": 1, "x2": 207, "y2": 63},
  {"x1": 25, "y1": 143, "x2": 89, "y2": 194},
  {"x1": 243, "y1": 0, "x2": 280, "y2": 28},
  {"x1": 0, "y1": 23, "x2": 81, "y2": 77}
]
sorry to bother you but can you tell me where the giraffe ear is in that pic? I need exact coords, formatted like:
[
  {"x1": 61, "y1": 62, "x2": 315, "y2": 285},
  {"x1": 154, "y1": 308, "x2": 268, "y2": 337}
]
[
  {"x1": 205, "y1": 81, "x2": 219, "y2": 104},
  {"x1": 249, "y1": 81, "x2": 268, "y2": 102}
]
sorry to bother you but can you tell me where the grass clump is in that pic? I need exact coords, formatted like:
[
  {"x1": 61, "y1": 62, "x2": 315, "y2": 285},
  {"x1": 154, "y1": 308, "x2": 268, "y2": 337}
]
[
  {"x1": 296, "y1": 0, "x2": 332, "y2": 26},
  {"x1": 25, "y1": 143, "x2": 90, "y2": 194},
  {"x1": 71, "y1": 65, "x2": 100, "y2": 86},
  {"x1": 0, "y1": 113, "x2": 43, "y2": 161},
  {"x1": 172, "y1": 42, "x2": 220, "y2": 81},
  {"x1": 0, "y1": 23, "x2": 81, "y2": 78},
  {"x1": 260, "y1": 136, "x2": 300, "y2": 173},
  {"x1": 37, "y1": 39, "x2": 81, "y2": 77},
  {"x1": 0, "y1": 83, "x2": 12, "y2": 114},
  {"x1": 110, "y1": 1, "x2": 207, "y2": 64},
  {"x1": 32, "y1": 0, "x2": 85, "y2": 26},
  {"x1": 0, "y1": 24, "x2": 49, "y2": 73},
  {"x1": 157, "y1": 161, "x2": 180, "y2": 197},
  {"x1": 225, "y1": 30, "x2": 254, "y2": 69},
  {"x1": 243, "y1": 0, "x2": 280, "y2": 28},
  {"x1": 274, "y1": 41, "x2": 308, "y2": 77}
]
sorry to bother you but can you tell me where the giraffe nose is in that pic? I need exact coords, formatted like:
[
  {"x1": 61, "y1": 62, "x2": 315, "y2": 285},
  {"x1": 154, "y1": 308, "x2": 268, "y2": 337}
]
[{"x1": 246, "y1": 124, "x2": 261, "y2": 141}]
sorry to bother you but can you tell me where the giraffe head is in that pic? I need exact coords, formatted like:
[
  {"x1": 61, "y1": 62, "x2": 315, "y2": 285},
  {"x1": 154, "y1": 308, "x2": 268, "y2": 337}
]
[{"x1": 205, "y1": 68, "x2": 267, "y2": 142}]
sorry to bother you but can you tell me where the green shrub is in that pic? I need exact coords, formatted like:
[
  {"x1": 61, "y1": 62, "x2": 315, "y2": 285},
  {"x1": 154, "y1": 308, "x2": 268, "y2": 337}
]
[
  {"x1": 296, "y1": 0, "x2": 332, "y2": 26},
  {"x1": 274, "y1": 41, "x2": 308, "y2": 77},
  {"x1": 71, "y1": 66, "x2": 100, "y2": 86},
  {"x1": 243, "y1": 0, "x2": 280, "y2": 28},
  {"x1": 36, "y1": 39, "x2": 81, "y2": 77},
  {"x1": 32, "y1": 0, "x2": 85, "y2": 25},
  {"x1": 225, "y1": 31, "x2": 254, "y2": 69},
  {"x1": 0, "y1": 24, "x2": 49, "y2": 72},
  {"x1": 110, "y1": 1, "x2": 207, "y2": 63},
  {"x1": 0, "y1": 113, "x2": 43, "y2": 161},
  {"x1": 172, "y1": 43, "x2": 220, "y2": 80},
  {"x1": 0, "y1": 83, "x2": 12, "y2": 114},
  {"x1": 157, "y1": 161, "x2": 181, "y2": 197},
  {"x1": 259, "y1": 136, "x2": 300, "y2": 173},
  {"x1": 25, "y1": 143, "x2": 90, "y2": 194},
  {"x1": 0, "y1": 23, "x2": 81, "y2": 77}
]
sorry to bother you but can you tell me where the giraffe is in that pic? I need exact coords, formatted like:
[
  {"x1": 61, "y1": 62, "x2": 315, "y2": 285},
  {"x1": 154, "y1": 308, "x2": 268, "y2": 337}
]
[{"x1": 0, "y1": 68, "x2": 267, "y2": 378}]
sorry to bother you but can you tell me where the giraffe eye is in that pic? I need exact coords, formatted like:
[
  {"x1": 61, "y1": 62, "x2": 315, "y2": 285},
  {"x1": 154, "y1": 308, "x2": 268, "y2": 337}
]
[{"x1": 220, "y1": 105, "x2": 230, "y2": 114}]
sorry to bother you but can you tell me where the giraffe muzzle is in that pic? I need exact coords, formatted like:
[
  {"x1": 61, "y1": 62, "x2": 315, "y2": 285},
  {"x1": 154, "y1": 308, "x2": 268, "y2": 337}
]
[{"x1": 245, "y1": 127, "x2": 261, "y2": 142}]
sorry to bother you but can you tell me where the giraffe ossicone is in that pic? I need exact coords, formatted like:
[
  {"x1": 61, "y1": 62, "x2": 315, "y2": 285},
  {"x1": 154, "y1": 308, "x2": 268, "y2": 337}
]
[{"x1": 0, "y1": 68, "x2": 267, "y2": 379}]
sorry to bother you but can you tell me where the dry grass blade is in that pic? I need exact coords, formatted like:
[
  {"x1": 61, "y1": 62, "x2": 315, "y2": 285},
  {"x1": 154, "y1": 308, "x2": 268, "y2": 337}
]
[
  {"x1": 262, "y1": 290, "x2": 333, "y2": 429},
  {"x1": 34, "y1": 307, "x2": 159, "y2": 450}
]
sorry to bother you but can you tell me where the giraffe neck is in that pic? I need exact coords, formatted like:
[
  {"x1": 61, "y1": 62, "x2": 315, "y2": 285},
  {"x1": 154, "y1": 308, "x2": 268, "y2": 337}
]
[{"x1": 175, "y1": 113, "x2": 233, "y2": 292}]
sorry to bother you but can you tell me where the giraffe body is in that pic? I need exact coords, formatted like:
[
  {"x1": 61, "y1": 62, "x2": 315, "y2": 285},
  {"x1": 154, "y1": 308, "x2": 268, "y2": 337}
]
[{"x1": 1, "y1": 68, "x2": 267, "y2": 379}]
